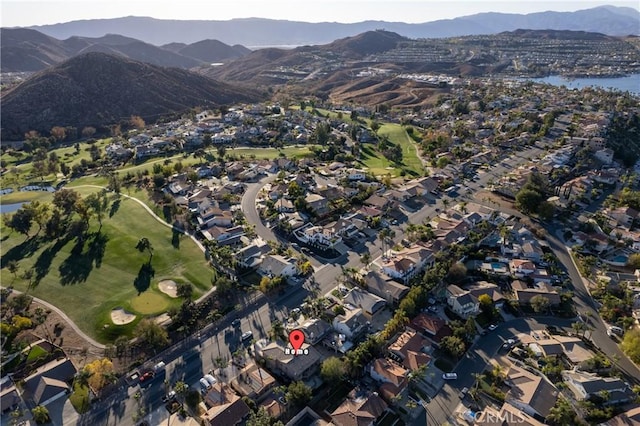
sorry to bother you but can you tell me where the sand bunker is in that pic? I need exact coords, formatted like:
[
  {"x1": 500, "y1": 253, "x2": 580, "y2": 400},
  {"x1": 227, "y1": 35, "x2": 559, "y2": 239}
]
[
  {"x1": 110, "y1": 308, "x2": 137, "y2": 325},
  {"x1": 158, "y1": 280, "x2": 178, "y2": 298}
]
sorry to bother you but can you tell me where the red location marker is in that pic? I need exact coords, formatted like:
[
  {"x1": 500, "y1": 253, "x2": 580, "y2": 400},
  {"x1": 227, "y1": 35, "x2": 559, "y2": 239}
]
[{"x1": 289, "y1": 329, "x2": 305, "y2": 352}]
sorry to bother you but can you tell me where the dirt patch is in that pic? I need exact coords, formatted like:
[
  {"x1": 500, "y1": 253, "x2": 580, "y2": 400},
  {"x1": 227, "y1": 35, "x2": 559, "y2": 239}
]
[
  {"x1": 110, "y1": 308, "x2": 137, "y2": 325},
  {"x1": 158, "y1": 279, "x2": 178, "y2": 298}
]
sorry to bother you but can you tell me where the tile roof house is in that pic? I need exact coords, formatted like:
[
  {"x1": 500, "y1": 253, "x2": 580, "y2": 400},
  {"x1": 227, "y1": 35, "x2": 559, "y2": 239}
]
[
  {"x1": 504, "y1": 364, "x2": 559, "y2": 419},
  {"x1": 408, "y1": 313, "x2": 453, "y2": 345},
  {"x1": 509, "y1": 259, "x2": 537, "y2": 276},
  {"x1": 388, "y1": 329, "x2": 432, "y2": 370},
  {"x1": 201, "y1": 383, "x2": 251, "y2": 426},
  {"x1": 22, "y1": 358, "x2": 77, "y2": 407},
  {"x1": 330, "y1": 390, "x2": 388, "y2": 426},
  {"x1": 363, "y1": 271, "x2": 409, "y2": 305},
  {"x1": 369, "y1": 358, "x2": 409, "y2": 402},
  {"x1": 380, "y1": 244, "x2": 435, "y2": 284},
  {"x1": 562, "y1": 370, "x2": 634, "y2": 405},
  {"x1": 305, "y1": 193, "x2": 329, "y2": 216},
  {"x1": 286, "y1": 406, "x2": 331, "y2": 426}
]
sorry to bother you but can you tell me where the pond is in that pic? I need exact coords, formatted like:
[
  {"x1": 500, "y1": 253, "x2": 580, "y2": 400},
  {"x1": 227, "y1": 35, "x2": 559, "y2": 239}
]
[{"x1": 0, "y1": 202, "x2": 25, "y2": 214}]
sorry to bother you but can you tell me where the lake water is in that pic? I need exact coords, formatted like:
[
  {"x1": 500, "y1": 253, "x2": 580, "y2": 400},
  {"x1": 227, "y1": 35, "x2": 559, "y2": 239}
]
[
  {"x1": 0, "y1": 202, "x2": 25, "y2": 214},
  {"x1": 524, "y1": 74, "x2": 640, "y2": 95}
]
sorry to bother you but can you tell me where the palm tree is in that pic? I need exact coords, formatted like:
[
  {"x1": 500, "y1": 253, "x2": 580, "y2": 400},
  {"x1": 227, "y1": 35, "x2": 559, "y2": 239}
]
[
  {"x1": 270, "y1": 320, "x2": 285, "y2": 341},
  {"x1": 442, "y1": 198, "x2": 450, "y2": 211},
  {"x1": 31, "y1": 406, "x2": 50, "y2": 424},
  {"x1": 378, "y1": 228, "x2": 391, "y2": 258},
  {"x1": 174, "y1": 380, "x2": 189, "y2": 404}
]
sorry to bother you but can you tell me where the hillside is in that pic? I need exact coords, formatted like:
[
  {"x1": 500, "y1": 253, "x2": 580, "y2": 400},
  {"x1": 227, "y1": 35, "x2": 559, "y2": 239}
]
[{"x1": 0, "y1": 52, "x2": 261, "y2": 140}]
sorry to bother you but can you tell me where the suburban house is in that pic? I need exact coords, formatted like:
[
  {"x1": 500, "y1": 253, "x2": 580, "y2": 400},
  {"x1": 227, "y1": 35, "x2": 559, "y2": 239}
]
[
  {"x1": 509, "y1": 259, "x2": 537, "y2": 276},
  {"x1": 511, "y1": 280, "x2": 562, "y2": 307},
  {"x1": 21, "y1": 358, "x2": 77, "y2": 407},
  {"x1": 387, "y1": 329, "x2": 432, "y2": 371},
  {"x1": 229, "y1": 362, "x2": 276, "y2": 402},
  {"x1": 330, "y1": 389, "x2": 388, "y2": 426},
  {"x1": 504, "y1": 364, "x2": 559, "y2": 419},
  {"x1": 369, "y1": 358, "x2": 409, "y2": 402},
  {"x1": 332, "y1": 306, "x2": 368, "y2": 340},
  {"x1": 606, "y1": 206, "x2": 639, "y2": 230},
  {"x1": 201, "y1": 383, "x2": 251, "y2": 426},
  {"x1": 363, "y1": 271, "x2": 409, "y2": 305},
  {"x1": 518, "y1": 334, "x2": 594, "y2": 366},
  {"x1": 408, "y1": 313, "x2": 453, "y2": 346},
  {"x1": 286, "y1": 407, "x2": 331, "y2": 426},
  {"x1": 258, "y1": 255, "x2": 298, "y2": 278},
  {"x1": 201, "y1": 225, "x2": 245, "y2": 245},
  {"x1": 253, "y1": 340, "x2": 321, "y2": 382},
  {"x1": 446, "y1": 282, "x2": 504, "y2": 319},
  {"x1": 298, "y1": 318, "x2": 332, "y2": 345},
  {"x1": 305, "y1": 193, "x2": 329, "y2": 216},
  {"x1": 562, "y1": 370, "x2": 634, "y2": 405},
  {"x1": 381, "y1": 244, "x2": 435, "y2": 284},
  {"x1": 235, "y1": 240, "x2": 271, "y2": 269},
  {"x1": 343, "y1": 288, "x2": 386, "y2": 320}
]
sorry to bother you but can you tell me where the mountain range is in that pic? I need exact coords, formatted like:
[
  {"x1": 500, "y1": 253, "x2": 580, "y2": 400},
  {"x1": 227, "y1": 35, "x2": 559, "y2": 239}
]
[
  {"x1": 0, "y1": 28, "x2": 250, "y2": 72},
  {"x1": 24, "y1": 5, "x2": 640, "y2": 47}
]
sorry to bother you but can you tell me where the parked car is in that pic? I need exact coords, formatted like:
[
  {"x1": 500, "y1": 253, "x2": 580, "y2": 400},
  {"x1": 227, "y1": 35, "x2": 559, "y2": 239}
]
[
  {"x1": 502, "y1": 338, "x2": 516, "y2": 349},
  {"x1": 488, "y1": 324, "x2": 498, "y2": 331},
  {"x1": 139, "y1": 371, "x2": 155, "y2": 383},
  {"x1": 162, "y1": 390, "x2": 177, "y2": 402},
  {"x1": 199, "y1": 378, "x2": 211, "y2": 391},
  {"x1": 241, "y1": 330, "x2": 253, "y2": 341},
  {"x1": 232, "y1": 319, "x2": 241, "y2": 328},
  {"x1": 442, "y1": 372, "x2": 458, "y2": 380},
  {"x1": 459, "y1": 387, "x2": 469, "y2": 399},
  {"x1": 203, "y1": 374, "x2": 217, "y2": 387}
]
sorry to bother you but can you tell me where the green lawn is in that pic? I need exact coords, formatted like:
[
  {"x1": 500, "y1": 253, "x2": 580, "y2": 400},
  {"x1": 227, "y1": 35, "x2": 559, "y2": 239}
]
[
  {"x1": 377, "y1": 123, "x2": 425, "y2": 176},
  {"x1": 0, "y1": 195, "x2": 214, "y2": 343},
  {"x1": 26, "y1": 345, "x2": 49, "y2": 363},
  {"x1": 226, "y1": 145, "x2": 318, "y2": 160}
]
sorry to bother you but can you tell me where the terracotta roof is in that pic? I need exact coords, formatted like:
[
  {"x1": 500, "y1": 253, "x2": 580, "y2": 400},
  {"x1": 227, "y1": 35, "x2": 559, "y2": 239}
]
[{"x1": 331, "y1": 391, "x2": 388, "y2": 426}]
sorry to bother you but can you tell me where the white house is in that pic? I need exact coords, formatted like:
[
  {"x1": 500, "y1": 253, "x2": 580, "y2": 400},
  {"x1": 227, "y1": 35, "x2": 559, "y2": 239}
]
[{"x1": 258, "y1": 255, "x2": 298, "y2": 278}]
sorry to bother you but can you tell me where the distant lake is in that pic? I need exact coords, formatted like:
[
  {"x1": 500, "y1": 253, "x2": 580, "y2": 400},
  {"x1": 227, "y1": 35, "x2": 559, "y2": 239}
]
[
  {"x1": 524, "y1": 74, "x2": 640, "y2": 95},
  {"x1": 0, "y1": 202, "x2": 25, "y2": 214}
]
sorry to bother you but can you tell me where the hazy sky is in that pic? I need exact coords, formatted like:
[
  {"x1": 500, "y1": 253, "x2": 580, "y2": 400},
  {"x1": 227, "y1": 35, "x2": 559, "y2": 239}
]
[{"x1": 2, "y1": 0, "x2": 639, "y2": 27}]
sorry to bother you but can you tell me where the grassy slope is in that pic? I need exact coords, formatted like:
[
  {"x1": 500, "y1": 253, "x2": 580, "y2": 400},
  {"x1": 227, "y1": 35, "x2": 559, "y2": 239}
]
[{"x1": 0, "y1": 195, "x2": 213, "y2": 343}]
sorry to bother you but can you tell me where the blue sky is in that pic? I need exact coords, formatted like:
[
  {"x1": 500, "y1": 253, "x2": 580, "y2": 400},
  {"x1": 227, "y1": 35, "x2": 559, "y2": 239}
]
[{"x1": 2, "y1": 0, "x2": 639, "y2": 27}]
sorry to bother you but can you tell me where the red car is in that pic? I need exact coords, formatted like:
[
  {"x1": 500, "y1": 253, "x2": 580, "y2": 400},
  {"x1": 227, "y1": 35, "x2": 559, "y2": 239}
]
[{"x1": 139, "y1": 371, "x2": 155, "y2": 383}]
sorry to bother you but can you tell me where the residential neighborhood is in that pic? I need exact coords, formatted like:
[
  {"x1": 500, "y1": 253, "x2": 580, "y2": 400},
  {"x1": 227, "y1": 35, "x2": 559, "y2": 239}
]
[{"x1": 1, "y1": 35, "x2": 640, "y2": 426}]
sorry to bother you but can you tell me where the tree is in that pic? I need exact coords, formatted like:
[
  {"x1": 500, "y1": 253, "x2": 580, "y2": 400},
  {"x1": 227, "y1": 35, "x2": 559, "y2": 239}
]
[
  {"x1": 621, "y1": 328, "x2": 640, "y2": 363},
  {"x1": 516, "y1": 188, "x2": 544, "y2": 214},
  {"x1": 441, "y1": 335, "x2": 466, "y2": 358},
  {"x1": 7, "y1": 260, "x2": 19, "y2": 279},
  {"x1": 246, "y1": 407, "x2": 285, "y2": 426},
  {"x1": 174, "y1": 380, "x2": 189, "y2": 403},
  {"x1": 320, "y1": 356, "x2": 346, "y2": 383},
  {"x1": 81, "y1": 126, "x2": 96, "y2": 139},
  {"x1": 547, "y1": 397, "x2": 577, "y2": 426},
  {"x1": 53, "y1": 188, "x2": 81, "y2": 219},
  {"x1": 478, "y1": 293, "x2": 494, "y2": 315},
  {"x1": 50, "y1": 126, "x2": 67, "y2": 142},
  {"x1": 31, "y1": 405, "x2": 50, "y2": 424},
  {"x1": 530, "y1": 295, "x2": 551, "y2": 313},
  {"x1": 134, "y1": 319, "x2": 168, "y2": 350},
  {"x1": 447, "y1": 262, "x2": 467, "y2": 283},
  {"x1": 628, "y1": 253, "x2": 640, "y2": 269},
  {"x1": 286, "y1": 381, "x2": 312, "y2": 407},
  {"x1": 6, "y1": 207, "x2": 34, "y2": 237},
  {"x1": 269, "y1": 320, "x2": 285, "y2": 341},
  {"x1": 136, "y1": 237, "x2": 153, "y2": 261},
  {"x1": 86, "y1": 190, "x2": 109, "y2": 232},
  {"x1": 176, "y1": 282, "x2": 193, "y2": 300},
  {"x1": 84, "y1": 358, "x2": 115, "y2": 391},
  {"x1": 360, "y1": 253, "x2": 371, "y2": 270}
]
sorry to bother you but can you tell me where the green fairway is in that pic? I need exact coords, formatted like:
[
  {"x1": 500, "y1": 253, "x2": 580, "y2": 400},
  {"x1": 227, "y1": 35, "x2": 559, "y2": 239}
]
[
  {"x1": 377, "y1": 123, "x2": 425, "y2": 176},
  {"x1": 0, "y1": 195, "x2": 213, "y2": 343}
]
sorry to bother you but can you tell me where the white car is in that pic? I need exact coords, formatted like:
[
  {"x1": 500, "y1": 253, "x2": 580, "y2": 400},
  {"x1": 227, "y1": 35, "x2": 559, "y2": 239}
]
[
  {"x1": 488, "y1": 324, "x2": 498, "y2": 331},
  {"x1": 442, "y1": 372, "x2": 458, "y2": 380}
]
